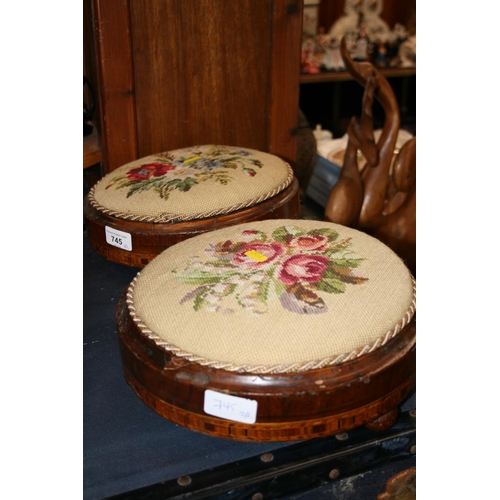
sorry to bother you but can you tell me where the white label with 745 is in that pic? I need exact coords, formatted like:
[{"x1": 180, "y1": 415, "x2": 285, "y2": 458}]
[{"x1": 105, "y1": 226, "x2": 132, "y2": 251}]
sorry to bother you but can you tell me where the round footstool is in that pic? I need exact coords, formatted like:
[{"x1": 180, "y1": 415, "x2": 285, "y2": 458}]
[
  {"x1": 84, "y1": 145, "x2": 300, "y2": 267},
  {"x1": 116, "y1": 219, "x2": 416, "y2": 441}
]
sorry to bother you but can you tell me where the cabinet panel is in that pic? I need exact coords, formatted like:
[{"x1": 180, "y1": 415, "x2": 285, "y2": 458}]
[
  {"x1": 89, "y1": 0, "x2": 303, "y2": 174},
  {"x1": 130, "y1": 1, "x2": 272, "y2": 158}
]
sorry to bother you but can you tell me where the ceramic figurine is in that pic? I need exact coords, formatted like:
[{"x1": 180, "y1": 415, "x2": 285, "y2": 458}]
[
  {"x1": 352, "y1": 25, "x2": 369, "y2": 61},
  {"x1": 375, "y1": 43, "x2": 388, "y2": 68},
  {"x1": 313, "y1": 27, "x2": 328, "y2": 65},
  {"x1": 398, "y1": 35, "x2": 416, "y2": 67},
  {"x1": 316, "y1": 27, "x2": 330, "y2": 53},
  {"x1": 322, "y1": 39, "x2": 346, "y2": 71},
  {"x1": 305, "y1": 52, "x2": 320, "y2": 74},
  {"x1": 301, "y1": 37, "x2": 315, "y2": 73},
  {"x1": 361, "y1": 0, "x2": 391, "y2": 43},
  {"x1": 327, "y1": 0, "x2": 362, "y2": 44},
  {"x1": 301, "y1": 38, "x2": 321, "y2": 74},
  {"x1": 326, "y1": 0, "x2": 415, "y2": 69}
]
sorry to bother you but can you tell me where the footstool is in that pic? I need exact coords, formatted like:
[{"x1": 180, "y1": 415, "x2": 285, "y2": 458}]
[
  {"x1": 116, "y1": 219, "x2": 416, "y2": 441},
  {"x1": 84, "y1": 145, "x2": 299, "y2": 267}
]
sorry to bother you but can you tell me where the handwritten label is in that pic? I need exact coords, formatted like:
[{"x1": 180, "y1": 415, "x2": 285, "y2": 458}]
[
  {"x1": 204, "y1": 389, "x2": 258, "y2": 424},
  {"x1": 105, "y1": 226, "x2": 132, "y2": 251}
]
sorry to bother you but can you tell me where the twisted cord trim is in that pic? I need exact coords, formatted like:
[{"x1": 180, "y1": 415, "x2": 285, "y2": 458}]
[
  {"x1": 88, "y1": 165, "x2": 294, "y2": 224},
  {"x1": 125, "y1": 275, "x2": 416, "y2": 374}
]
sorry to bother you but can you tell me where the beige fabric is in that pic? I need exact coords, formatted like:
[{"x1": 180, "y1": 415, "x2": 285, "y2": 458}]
[
  {"x1": 90, "y1": 145, "x2": 292, "y2": 223},
  {"x1": 130, "y1": 220, "x2": 415, "y2": 373}
]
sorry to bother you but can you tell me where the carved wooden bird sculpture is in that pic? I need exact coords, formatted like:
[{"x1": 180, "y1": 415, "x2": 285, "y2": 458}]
[{"x1": 325, "y1": 38, "x2": 416, "y2": 275}]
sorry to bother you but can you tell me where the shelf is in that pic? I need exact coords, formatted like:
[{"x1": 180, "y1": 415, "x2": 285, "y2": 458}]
[
  {"x1": 83, "y1": 127, "x2": 102, "y2": 169},
  {"x1": 300, "y1": 66, "x2": 416, "y2": 84}
]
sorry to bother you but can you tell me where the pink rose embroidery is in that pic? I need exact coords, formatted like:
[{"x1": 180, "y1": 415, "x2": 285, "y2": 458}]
[
  {"x1": 174, "y1": 225, "x2": 367, "y2": 315},
  {"x1": 288, "y1": 234, "x2": 330, "y2": 252},
  {"x1": 232, "y1": 243, "x2": 284, "y2": 268},
  {"x1": 278, "y1": 254, "x2": 330, "y2": 285}
]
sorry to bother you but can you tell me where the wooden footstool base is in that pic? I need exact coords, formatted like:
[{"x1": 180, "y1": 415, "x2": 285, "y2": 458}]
[
  {"x1": 114, "y1": 219, "x2": 416, "y2": 441},
  {"x1": 117, "y1": 290, "x2": 415, "y2": 441},
  {"x1": 83, "y1": 145, "x2": 300, "y2": 267},
  {"x1": 83, "y1": 179, "x2": 299, "y2": 268}
]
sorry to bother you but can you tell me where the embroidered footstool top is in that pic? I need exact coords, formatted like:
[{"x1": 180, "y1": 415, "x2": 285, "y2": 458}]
[
  {"x1": 89, "y1": 145, "x2": 294, "y2": 223},
  {"x1": 127, "y1": 219, "x2": 416, "y2": 374}
]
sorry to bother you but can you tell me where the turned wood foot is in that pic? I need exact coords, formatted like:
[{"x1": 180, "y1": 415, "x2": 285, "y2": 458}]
[{"x1": 365, "y1": 407, "x2": 399, "y2": 431}]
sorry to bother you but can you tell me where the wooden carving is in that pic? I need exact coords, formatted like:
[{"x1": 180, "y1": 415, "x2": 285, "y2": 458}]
[
  {"x1": 377, "y1": 466, "x2": 416, "y2": 500},
  {"x1": 325, "y1": 38, "x2": 416, "y2": 275}
]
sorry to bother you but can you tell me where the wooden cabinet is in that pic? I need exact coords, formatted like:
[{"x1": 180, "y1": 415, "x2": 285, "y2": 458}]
[{"x1": 84, "y1": 0, "x2": 303, "y2": 175}]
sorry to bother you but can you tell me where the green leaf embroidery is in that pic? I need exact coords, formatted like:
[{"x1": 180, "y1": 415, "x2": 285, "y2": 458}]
[
  {"x1": 306, "y1": 227, "x2": 339, "y2": 242},
  {"x1": 248, "y1": 159, "x2": 264, "y2": 168},
  {"x1": 193, "y1": 289, "x2": 210, "y2": 311},
  {"x1": 271, "y1": 225, "x2": 307, "y2": 243},
  {"x1": 158, "y1": 178, "x2": 199, "y2": 200},
  {"x1": 126, "y1": 180, "x2": 156, "y2": 197},
  {"x1": 175, "y1": 268, "x2": 240, "y2": 285},
  {"x1": 255, "y1": 277, "x2": 272, "y2": 303},
  {"x1": 315, "y1": 275, "x2": 346, "y2": 294},
  {"x1": 328, "y1": 254, "x2": 365, "y2": 269},
  {"x1": 270, "y1": 276, "x2": 286, "y2": 297}
]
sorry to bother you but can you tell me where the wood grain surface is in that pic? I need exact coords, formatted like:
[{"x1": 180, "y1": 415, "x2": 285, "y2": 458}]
[{"x1": 89, "y1": 0, "x2": 302, "y2": 174}]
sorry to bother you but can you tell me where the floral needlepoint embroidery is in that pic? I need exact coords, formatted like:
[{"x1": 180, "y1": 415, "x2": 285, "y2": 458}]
[
  {"x1": 172, "y1": 225, "x2": 369, "y2": 315},
  {"x1": 104, "y1": 146, "x2": 264, "y2": 201},
  {"x1": 126, "y1": 162, "x2": 176, "y2": 181}
]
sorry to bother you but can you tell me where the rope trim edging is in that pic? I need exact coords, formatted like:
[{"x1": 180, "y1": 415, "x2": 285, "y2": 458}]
[
  {"x1": 88, "y1": 164, "x2": 294, "y2": 224},
  {"x1": 124, "y1": 275, "x2": 416, "y2": 374}
]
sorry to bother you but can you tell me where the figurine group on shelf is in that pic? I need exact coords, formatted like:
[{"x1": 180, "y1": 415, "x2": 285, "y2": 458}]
[{"x1": 301, "y1": 0, "x2": 415, "y2": 75}]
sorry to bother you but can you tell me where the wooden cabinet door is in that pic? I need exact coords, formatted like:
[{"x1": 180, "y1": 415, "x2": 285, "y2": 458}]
[{"x1": 87, "y1": 0, "x2": 303, "y2": 174}]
